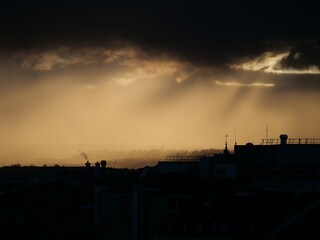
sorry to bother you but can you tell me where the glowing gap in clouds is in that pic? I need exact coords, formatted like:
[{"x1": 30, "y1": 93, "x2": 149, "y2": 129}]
[
  {"x1": 215, "y1": 80, "x2": 275, "y2": 87},
  {"x1": 230, "y1": 51, "x2": 320, "y2": 74},
  {"x1": 15, "y1": 46, "x2": 198, "y2": 84}
]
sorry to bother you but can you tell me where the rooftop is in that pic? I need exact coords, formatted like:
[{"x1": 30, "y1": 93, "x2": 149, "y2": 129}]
[
  {"x1": 164, "y1": 156, "x2": 202, "y2": 162},
  {"x1": 261, "y1": 138, "x2": 320, "y2": 145}
]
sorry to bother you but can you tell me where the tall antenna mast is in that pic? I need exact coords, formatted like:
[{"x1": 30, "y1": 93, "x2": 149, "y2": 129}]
[
  {"x1": 225, "y1": 134, "x2": 229, "y2": 147},
  {"x1": 224, "y1": 134, "x2": 229, "y2": 155}
]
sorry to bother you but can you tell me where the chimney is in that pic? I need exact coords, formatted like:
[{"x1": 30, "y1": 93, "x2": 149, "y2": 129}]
[
  {"x1": 101, "y1": 160, "x2": 107, "y2": 168},
  {"x1": 100, "y1": 160, "x2": 107, "y2": 177},
  {"x1": 280, "y1": 134, "x2": 288, "y2": 145},
  {"x1": 85, "y1": 161, "x2": 91, "y2": 168}
]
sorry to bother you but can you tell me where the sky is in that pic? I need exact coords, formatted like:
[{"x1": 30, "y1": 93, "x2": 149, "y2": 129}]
[{"x1": 0, "y1": 1, "x2": 319, "y2": 165}]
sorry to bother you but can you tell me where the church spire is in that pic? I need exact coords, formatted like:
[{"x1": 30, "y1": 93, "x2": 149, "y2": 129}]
[{"x1": 224, "y1": 134, "x2": 229, "y2": 155}]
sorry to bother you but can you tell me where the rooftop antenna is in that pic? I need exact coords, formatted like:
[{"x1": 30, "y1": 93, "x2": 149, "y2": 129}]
[
  {"x1": 225, "y1": 134, "x2": 229, "y2": 147},
  {"x1": 266, "y1": 124, "x2": 269, "y2": 139},
  {"x1": 224, "y1": 134, "x2": 229, "y2": 155},
  {"x1": 234, "y1": 128, "x2": 237, "y2": 145}
]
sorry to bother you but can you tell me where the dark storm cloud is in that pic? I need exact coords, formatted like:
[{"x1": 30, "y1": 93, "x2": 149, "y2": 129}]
[
  {"x1": 279, "y1": 41, "x2": 320, "y2": 70},
  {"x1": 1, "y1": 0, "x2": 319, "y2": 67},
  {"x1": 0, "y1": 0, "x2": 319, "y2": 94}
]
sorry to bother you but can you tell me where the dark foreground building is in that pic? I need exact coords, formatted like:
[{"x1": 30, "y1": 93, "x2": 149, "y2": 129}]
[
  {"x1": 94, "y1": 134, "x2": 320, "y2": 240},
  {"x1": 1, "y1": 134, "x2": 319, "y2": 239},
  {"x1": 236, "y1": 135, "x2": 320, "y2": 194}
]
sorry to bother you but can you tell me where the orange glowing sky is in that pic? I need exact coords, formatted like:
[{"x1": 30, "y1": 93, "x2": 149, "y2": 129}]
[{"x1": 0, "y1": 2, "x2": 319, "y2": 166}]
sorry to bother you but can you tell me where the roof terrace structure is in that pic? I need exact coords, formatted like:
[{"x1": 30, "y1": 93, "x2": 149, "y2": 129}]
[
  {"x1": 261, "y1": 137, "x2": 320, "y2": 145},
  {"x1": 164, "y1": 155, "x2": 202, "y2": 162}
]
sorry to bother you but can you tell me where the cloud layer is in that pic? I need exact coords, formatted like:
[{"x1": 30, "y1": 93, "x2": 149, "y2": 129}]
[{"x1": 230, "y1": 46, "x2": 320, "y2": 74}]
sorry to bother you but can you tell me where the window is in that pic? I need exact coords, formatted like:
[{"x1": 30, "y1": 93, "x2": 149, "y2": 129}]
[
  {"x1": 196, "y1": 221, "x2": 202, "y2": 232},
  {"x1": 181, "y1": 220, "x2": 187, "y2": 232},
  {"x1": 217, "y1": 169, "x2": 225, "y2": 178},
  {"x1": 211, "y1": 221, "x2": 216, "y2": 232},
  {"x1": 166, "y1": 219, "x2": 173, "y2": 231},
  {"x1": 249, "y1": 222, "x2": 257, "y2": 233},
  {"x1": 104, "y1": 218, "x2": 112, "y2": 231},
  {"x1": 126, "y1": 217, "x2": 131, "y2": 232},
  {"x1": 121, "y1": 196, "x2": 130, "y2": 209},
  {"x1": 168, "y1": 197, "x2": 185, "y2": 209},
  {"x1": 218, "y1": 221, "x2": 226, "y2": 232}
]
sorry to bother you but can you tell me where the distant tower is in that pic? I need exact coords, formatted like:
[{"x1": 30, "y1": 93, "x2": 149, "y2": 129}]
[{"x1": 224, "y1": 134, "x2": 229, "y2": 155}]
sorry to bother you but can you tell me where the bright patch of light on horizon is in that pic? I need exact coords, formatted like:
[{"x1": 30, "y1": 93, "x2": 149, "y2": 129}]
[
  {"x1": 115, "y1": 77, "x2": 137, "y2": 86},
  {"x1": 215, "y1": 80, "x2": 275, "y2": 87},
  {"x1": 230, "y1": 51, "x2": 320, "y2": 74},
  {"x1": 84, "y1": 84, "x2": 97, "y2": 90}
]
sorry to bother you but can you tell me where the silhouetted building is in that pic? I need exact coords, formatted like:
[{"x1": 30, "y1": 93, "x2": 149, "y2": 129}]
[
  {"x1": 1, "y1": 133, "x2": 319, "y2": 239},
  {"x1": 157, "y1": 156, "x2": 201, "y2": 175},
  {"x1": 236, "y1": 135, "x2": 320, "y2": 194},
  {"x1": 157, "y1": 148, "x2": 236, "y2": 180}
]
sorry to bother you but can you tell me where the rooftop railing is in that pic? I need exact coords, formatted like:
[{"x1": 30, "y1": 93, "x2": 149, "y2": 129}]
[
  {"x1": 261, "y1": 138, "x2": 320, "y2": 145},
  {"x1": 164, "y1": 155, "x2": 201, "y2": 162}
]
